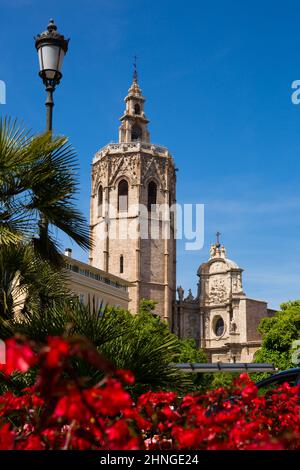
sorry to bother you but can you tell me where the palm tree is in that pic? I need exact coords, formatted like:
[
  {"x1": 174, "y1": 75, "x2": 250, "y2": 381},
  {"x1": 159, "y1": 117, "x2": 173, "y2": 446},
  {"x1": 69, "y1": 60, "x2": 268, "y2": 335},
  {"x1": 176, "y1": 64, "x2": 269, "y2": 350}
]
[
  {"x1": 0, "y1": 117, "x2": 90, "y2": 263},
  {"x1": 0, "y1": 117, "x2": 90, "y2": 317},
  {"x1": 0, "y1": 243, "x2": 71, "y2": 319}
]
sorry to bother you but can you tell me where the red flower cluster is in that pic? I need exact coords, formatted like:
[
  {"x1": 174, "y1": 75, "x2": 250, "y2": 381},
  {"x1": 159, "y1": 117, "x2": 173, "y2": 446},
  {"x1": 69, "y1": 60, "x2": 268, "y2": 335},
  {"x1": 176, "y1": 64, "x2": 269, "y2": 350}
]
[
  {"x1": 0, "y1": 337, "x2": 300, "y2": 450},
  {"x1": 0, "y1": 338, "x2": 36, "y2": 375}
]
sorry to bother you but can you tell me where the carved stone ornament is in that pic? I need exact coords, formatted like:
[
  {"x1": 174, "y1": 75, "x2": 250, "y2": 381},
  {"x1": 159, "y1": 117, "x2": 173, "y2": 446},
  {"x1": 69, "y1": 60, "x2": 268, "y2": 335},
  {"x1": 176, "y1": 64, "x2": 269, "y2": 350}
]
[
  {"x1": 141, "y1": 157, "x2": 167, "y2": 188},
  {"x1": 108, "y1": 155, "x2": 139, "y2": 186},
  {"x1": 209, "y1": 277, "x2": 228, "y2": 304},
  {"x1": 92, "y1": 159, "x2": 108, "y2": 193}
]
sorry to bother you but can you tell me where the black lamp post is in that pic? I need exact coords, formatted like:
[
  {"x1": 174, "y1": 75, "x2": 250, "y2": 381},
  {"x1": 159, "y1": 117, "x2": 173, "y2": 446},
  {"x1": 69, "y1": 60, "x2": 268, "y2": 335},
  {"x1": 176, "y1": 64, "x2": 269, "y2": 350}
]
[{"x1": 35, "y1": 19, "x2": 69, "y2": 131}]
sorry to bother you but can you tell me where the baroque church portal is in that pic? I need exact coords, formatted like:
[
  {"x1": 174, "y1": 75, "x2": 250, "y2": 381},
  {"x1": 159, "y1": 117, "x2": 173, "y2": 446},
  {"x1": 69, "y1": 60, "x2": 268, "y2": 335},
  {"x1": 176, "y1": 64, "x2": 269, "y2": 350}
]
[
  {"x1": 89, "y1": 72, "x2": 273, "y2": 362},
  {"x1": 174, "y1": 234, "x2": 275, "y2": 362}
]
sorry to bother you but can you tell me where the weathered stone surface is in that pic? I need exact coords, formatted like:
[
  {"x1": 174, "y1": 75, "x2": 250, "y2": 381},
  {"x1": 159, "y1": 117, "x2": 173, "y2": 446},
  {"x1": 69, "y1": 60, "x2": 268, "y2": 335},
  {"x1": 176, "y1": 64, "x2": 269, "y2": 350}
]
[{"x1": 89, "y1": 76, "x2": 176, "y2": 322}]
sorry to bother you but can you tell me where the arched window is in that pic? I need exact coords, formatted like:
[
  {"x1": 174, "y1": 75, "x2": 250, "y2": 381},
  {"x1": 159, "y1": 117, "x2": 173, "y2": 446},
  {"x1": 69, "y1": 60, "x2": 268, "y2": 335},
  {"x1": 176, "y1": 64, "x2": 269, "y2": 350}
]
[
  {"x1": 134, "y1": 103, "x2": 141, "y2": 115},
  {"x1": 118, "y1": 179, "x2": 128, "y2": 212},
  {"x1": 97, "y1": 185, "x2": 103, "y2": 217},
  {"x1": 147, "y1": 181, "x2": 157, "y2": 212},
  {"x1": 120, "y1": 255, "x2": 124, "y2": 274},
  {"x1": 131, "y1": 124, "x2": 142, "y2": 141}
]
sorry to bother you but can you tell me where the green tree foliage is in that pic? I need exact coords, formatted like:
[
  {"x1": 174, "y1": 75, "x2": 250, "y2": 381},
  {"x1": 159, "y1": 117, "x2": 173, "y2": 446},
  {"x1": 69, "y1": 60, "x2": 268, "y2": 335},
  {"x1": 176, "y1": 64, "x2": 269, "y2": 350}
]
[
  {"x1": 102, "y1": 299, "x2": 207, "y2": 392},
  {"x1": 254, "y1": 300, "x2": 300, "y2": 370},
  {"x1": 0, "y1": 298, "x2": 208, "y2": 392},
  {"x1": 209, "y1": 372, "x2": 240, "y2": 389},
  {"x1": 175, "y1": 338, "x2": 207, "y2": 363},
  {"x1": 173, "y1": 338, "x2": 211, "y2": 391}
]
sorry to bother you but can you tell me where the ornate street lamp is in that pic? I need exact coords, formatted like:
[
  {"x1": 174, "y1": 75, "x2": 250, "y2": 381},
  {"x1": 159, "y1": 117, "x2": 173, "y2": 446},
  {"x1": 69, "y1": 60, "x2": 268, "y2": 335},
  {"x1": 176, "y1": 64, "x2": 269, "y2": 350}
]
[{"x1": 35, "y1": 19, "x2": 69, "y2": 131}]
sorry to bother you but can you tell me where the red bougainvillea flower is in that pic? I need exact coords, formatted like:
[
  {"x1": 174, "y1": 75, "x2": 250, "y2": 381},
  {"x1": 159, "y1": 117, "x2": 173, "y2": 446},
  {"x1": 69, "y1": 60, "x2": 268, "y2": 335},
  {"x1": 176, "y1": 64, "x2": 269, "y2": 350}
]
[
  {"x1": 42, "y1": 428, "x2": 65, "y2": 449},
  {"x1": 115, "y1": 369, "x2": 135, "y2": 385},
  {"x1": 243, "y1": 440, "x2": 284, "y2": 450},
  {"x1": 0, "y1": 338, "x2": 37, "y2": 375},
  {"x1": 85, "y1": 379, "x2": 133, "y2": 416},
  {"x1": 16, "y1": 434, "x2": 45, "y2": 450},
  {"x1": 54, "y1": 391, "x2": 89, "y2": 422},
  {"x1": 0, "y1": 390, "x2": 44, "y2": 416},
  {"x1": 107, "y1": 419, "x2": 131, "y2": 443},
  {"x1": 0, "y1": 424, "x2": 15, "y2": 450},
  {"x1": 140, "y1": 390, "x2": 177, "y2": 407},
  {"x1": 241, "y1": 383, "x2": 258, "y2": 403},
  {"x1": 43, "y1": 337, "x2": 70, "y2": 368},
  {"x1": 172, "y1": 427, "x2": 203, "y2": 449},
  {"x1": 1, "y1": 336, "x2": 300, "y2": 451},
  {"x1": 106, "y1": 418, "x2": 140, "y2": 450}
]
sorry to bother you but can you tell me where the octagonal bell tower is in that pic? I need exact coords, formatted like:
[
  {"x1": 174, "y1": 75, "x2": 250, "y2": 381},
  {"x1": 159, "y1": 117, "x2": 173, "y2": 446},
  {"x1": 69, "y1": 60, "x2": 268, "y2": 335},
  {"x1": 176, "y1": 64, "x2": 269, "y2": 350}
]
[{"x1": 89, "y1": 70, "x2": 176, "y2": 323}]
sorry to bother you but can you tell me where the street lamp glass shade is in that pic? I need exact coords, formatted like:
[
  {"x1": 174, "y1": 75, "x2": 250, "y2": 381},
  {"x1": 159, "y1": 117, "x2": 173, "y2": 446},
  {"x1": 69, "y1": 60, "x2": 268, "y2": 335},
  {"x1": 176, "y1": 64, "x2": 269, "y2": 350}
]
[
  {"x1": 38, "y1": 44, "x2": 65, "y2": 79},
  {"x1": 35, "y1": 20, "x2": 69, "y2": 86}
]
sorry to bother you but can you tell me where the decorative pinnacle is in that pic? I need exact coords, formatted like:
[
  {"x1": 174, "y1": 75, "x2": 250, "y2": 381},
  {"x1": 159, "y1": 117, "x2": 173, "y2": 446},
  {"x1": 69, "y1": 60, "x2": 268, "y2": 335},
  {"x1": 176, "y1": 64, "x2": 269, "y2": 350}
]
[
  {"x1": 133, "y1": 54, "x2": 138, "y2": 82},
  {"x1": 47, "y1": 19, "x2": 57, "y2": 32}
]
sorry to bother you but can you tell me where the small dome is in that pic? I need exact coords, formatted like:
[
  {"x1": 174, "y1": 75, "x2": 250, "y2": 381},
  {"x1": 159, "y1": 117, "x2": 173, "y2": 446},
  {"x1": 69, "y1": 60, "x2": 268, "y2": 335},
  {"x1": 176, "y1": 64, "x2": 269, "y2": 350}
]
[{"x1": 224, "y1": 258, "x2": 239, "y2": 269}]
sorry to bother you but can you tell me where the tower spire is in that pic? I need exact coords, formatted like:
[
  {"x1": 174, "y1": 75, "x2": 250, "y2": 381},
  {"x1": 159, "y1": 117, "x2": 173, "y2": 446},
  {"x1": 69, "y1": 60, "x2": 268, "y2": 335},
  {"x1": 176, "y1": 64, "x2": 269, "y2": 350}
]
[
  {"x1": 118, "y1": 65, "x2": 150, "y2": 144},
  {"x1": 133, "y1": 55, "x2": 138, "y2": 82}
]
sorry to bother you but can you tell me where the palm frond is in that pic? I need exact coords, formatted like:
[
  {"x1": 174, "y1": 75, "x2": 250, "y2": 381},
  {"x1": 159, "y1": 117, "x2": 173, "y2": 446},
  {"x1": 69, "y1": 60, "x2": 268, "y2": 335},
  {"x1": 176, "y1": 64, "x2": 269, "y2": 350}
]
[{"x1": 0, "y1": 117, "x2": 90, "y2": 260}]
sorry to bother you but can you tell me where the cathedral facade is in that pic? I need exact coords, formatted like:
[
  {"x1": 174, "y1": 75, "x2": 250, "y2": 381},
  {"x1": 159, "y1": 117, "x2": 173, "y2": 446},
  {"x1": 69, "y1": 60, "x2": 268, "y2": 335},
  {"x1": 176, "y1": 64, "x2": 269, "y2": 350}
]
[
  {"x1": 174, "y1": 237, "x2": 275, "y2": 362},
  {"x1": 88, "y1": 73, "x2": 273, "y2": 362}
]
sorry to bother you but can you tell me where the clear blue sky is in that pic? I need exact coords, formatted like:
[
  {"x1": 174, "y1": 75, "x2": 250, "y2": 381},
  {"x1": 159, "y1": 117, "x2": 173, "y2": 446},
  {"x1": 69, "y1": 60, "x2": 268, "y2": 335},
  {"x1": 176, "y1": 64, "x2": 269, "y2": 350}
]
[{"x1": 1, "y1": 0, "x2": 300, "y2": 309}]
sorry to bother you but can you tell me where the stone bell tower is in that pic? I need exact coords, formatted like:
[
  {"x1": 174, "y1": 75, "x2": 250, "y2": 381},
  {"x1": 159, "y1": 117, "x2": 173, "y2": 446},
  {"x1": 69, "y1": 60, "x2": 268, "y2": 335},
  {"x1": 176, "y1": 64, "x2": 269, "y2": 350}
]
[{"x1": 89, "y1": 69, "x2": 177, "y2": 322}]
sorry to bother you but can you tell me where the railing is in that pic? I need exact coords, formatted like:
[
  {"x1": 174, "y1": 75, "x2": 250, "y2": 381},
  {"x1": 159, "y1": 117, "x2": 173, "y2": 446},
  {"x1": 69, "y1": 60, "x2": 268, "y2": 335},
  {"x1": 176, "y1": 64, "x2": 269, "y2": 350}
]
[
  {"x1": 174, "y1": 363, "x2": 277, "y2": 373},
  {"x1": 95, "y1": 141, "x2": 170, "y2": 155},
  {"x1": 65, "y1": 263, "x2": 128, "y2": 293}
]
